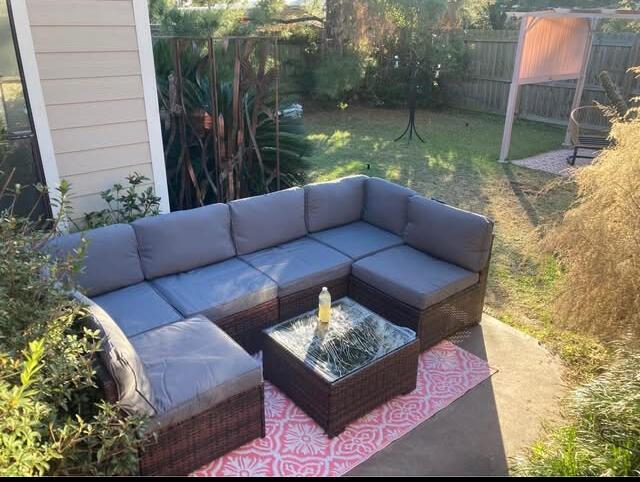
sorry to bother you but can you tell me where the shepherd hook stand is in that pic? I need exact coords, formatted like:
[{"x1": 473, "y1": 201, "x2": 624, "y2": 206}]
[{"x1": 394, "y1": 61, "x2": 424, "y2": 143}]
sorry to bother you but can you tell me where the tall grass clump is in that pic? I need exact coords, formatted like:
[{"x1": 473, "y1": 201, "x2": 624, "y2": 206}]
[
  {"x1": 518, "y1": 68, "x2": 640, "y2": 476},
  {"x1": 515, "y1": 348, "x2": 640, "y2": 476},
  {"x1": 545, "y1": 74, "x2": 640, "y2": 341}
]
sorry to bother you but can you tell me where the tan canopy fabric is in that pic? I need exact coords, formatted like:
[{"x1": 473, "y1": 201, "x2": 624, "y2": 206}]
[{"x1": 518, "y1": 17, "x2": 591, "y2": 84}]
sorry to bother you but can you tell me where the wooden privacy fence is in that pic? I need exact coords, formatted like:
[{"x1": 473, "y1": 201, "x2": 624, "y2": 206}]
[{"x1": 449, "y1": 29, "x2": 640, "y2": 126}]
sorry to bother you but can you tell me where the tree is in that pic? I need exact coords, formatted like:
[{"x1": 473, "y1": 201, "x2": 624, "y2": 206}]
[{"x1": 462, "y1": 0, "x2": 640, "y2": 30}]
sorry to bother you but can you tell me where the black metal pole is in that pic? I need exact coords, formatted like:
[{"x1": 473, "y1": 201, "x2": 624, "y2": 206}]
[{"x1": 394, "y1": 58, "x2": 425, "y2": 143}]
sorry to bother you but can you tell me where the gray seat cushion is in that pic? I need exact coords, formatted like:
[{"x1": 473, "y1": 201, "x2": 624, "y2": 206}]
[
  {"x1": 131, "y1": 315, "x2": 262, "y2": 428},
  {"x1": 305, "y1": 175, "x2": 367, "y2": 232},
  {"x1": 132, "y1": 203, "x2": 236, "y2": 280},
  {"x1": 229, "y1": 187, "x2": 307, "y2": 255},
  {"x1": 363, "y1": 177, "x2": 415, "y2": 235},
  {"x1": 309, "y1": 221, "x2": 403, "y2": 260},
  {"x1": 152, "y1": 258, "x2": 278, "y2": 321},
  {"x1": 405, "y1": 196, "x2": 494, "y2": 272},
  {"x1": 241, "y1": 237, "x2": 352, "y2": 297},
  {"x1": 92, "y1": 282, "x2": 182, "y2": 338},
  {"x1": 47, "y1": 224, "x2": 144, "y2": 297},
  {"x1": 352, "y1": 245, "x2": 479, "y2": 310},
  {"x1": 73, "y1": 291, "x2": 157, "y2": 417}
]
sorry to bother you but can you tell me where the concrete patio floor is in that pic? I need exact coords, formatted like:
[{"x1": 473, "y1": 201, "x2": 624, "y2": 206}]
[
  {"x1": 347, "y1": 314, "x2": 567, "y2": 476},
  {"x1": 511, "y1": 148, "x2": 595, "y2": 176}
]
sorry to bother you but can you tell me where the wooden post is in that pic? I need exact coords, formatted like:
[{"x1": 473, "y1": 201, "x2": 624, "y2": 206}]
[
  {"x1": 499, "y1": 16, "x2": 528, "y2": 162},
  {"x1": 275, "y1": 38, "x2": 281, "y2": 191},
  {"x1": 563, "y1": 19, "x2": 597, "y2": 146}
]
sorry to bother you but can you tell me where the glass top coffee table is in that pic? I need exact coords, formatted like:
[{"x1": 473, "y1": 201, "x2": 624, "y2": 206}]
[{"x1": 263, "y1": 297, "x2": 419, "y2": 437}]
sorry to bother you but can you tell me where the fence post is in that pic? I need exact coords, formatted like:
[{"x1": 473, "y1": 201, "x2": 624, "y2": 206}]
[{"x1": 275, "y1": 38, "x2": 281, "y2": 191}]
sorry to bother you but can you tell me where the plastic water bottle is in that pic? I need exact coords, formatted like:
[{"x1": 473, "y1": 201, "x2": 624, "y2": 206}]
[{"x1": 318, "y1": 287, "x2": 331, "y2": 323}]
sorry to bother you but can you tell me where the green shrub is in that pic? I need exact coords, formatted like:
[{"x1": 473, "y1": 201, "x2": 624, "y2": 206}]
[
  {"x1": 515, "y1": 348, "x2": 640, "y2": 476},
  {"x1": 310, "y1": 51, "x2": 365, "y2": 102},
  {"x1": 83, "y1": 173, "x2": 160, "y2": 229},
  {"x1": 0, "y1": 180, "x2": 146, "y2": 475},
  {"x1": 153, "y1": 38, "x2": 311, "y2": 209},
  {"x1": 150, "y1": 0, "x2": 244, "y2": 37}
]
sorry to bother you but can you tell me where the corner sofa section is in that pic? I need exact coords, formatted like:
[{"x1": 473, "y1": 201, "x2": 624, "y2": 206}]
[
  {"x1": 48, "y1": 215, "x2": 267, "y2": 476},
  {"x1": 48, "y1": 174, "x2": 494, "y2": 475},
  {"x1": 350, "y1": 194, "x2": 494, "y2": 350}
]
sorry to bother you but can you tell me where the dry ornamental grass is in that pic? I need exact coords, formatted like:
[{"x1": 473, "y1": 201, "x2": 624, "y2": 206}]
[{"x1": 546, "y1": 95, "x2": 640, "y2": 341}]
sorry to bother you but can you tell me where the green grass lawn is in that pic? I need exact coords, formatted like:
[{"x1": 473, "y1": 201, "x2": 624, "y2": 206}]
[{"x1": 303, "y1": 106, "x2": 606, "y2": 381}]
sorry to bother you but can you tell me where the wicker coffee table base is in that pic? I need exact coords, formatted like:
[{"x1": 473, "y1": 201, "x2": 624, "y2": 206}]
[{"x1": 263, "y1": 334, "x2": 419, "y2": 437}]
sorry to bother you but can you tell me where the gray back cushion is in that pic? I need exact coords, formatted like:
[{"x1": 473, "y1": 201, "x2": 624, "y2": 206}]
[
  {"x1": 73, "y1": 291, "x2": 157, "y2": 417},
  {"x1": 229, "y1": 187, "x2": 307, "y2": 255},
  {"x1": 47, "y1": 224, "x2": 144, "y2": 297},
  {"x1": 305, "y1": 175, "x2": 367, "y2": 232},
  {"x1": 363, "y1": 177, "x2": 415, "y2": 235},
  {"x1": 405, "y1": 196, "x2": 494, "y2": 272},
  {"x1": 132, "y1": 204, "x2": 235, "y2": 279}
]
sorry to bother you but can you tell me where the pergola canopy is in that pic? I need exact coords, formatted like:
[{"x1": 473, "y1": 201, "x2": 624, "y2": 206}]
[
  {"x1": 518, "y1": 17, "x2": 590, "y2": 84},
  {"x1": 499, "y1": 8, "x2": 640, "y2": 162}
]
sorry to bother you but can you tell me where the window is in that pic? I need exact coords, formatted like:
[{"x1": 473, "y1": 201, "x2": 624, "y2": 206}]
[{"x1": 0, "y1": 0, "x2": 49, "y2": 219}]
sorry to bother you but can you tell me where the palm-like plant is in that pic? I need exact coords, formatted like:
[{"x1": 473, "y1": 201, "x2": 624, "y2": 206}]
[{"x1": 154, "y1": 37, "x2": 311, "y2": 210}]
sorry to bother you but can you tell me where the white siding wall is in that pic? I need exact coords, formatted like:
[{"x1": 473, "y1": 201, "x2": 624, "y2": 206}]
[{"x1": 25, "y1": 0, "x2": 161, "y2": 221}]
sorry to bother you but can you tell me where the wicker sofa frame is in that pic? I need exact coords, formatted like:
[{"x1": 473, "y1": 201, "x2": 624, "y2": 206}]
[
  {"x1": 94, "y1": 277, "x2": 348, "y2": 475},
  {"x1": 97, "y1": 234, "x2": 492, "y2": 471},
  {"x1": 214, "y1": 298, "x2": 279, "y2": 353},
  {"x1": 100, "y1": 369, "x2": 264, "y2": 476},
  {"x1": 86, "y1": 176, "x2": 495, "y2": 475},
  {"x1": 96, "y1": 238, "x2": 491, "y2": 474},
  {"x1": 349, "y1": 238, "x2": 493, "y2": 352}
]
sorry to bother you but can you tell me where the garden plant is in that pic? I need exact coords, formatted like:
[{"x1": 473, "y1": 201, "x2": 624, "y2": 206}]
[{"x1": 0, "y1": 176, "x2": 147, "y2": 476}]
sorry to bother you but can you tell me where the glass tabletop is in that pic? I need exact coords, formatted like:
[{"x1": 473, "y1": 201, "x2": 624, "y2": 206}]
[{"x1": 264, "y1": 297, "x2": 416, "y2": 382}]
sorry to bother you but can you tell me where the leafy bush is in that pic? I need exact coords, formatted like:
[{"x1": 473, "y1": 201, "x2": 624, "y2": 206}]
[
  {"x1": 314, "y1": 0, "x2": 469, "y2": 108},
  {"x1": 83, "y1": 173, "x2": 160, "y2": 229},
  {"x1": 0, "y1": 180, "x2": 146, "y2": 475},
  {"x1": 310, "y1": 51, "x2": 365, "y2": 102},
  {"x1": 360, "y1": 32, "x2": 469, "y2": 108},
  {"x1": 544, "y1": 75, "x2": 640, "y2": 340},
  {"x1": 149, "y1": 0, "x2": 244, "y2": 37},
  {"x1": 153, "y1": 38, "x2": 311, "y2": 209},
  {"x1": 515, "y1": 348, "x2": 640, "y2": 476}
]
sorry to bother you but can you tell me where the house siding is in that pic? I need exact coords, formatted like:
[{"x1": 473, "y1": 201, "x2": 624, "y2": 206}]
[{"x1": 25, "y1": 0, "x2": 159, "y2": 223}]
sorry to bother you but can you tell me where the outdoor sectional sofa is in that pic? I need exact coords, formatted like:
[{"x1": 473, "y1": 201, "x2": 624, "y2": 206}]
[{"x1": 47, "y1": 175, "x2": 494, "y2": 476}]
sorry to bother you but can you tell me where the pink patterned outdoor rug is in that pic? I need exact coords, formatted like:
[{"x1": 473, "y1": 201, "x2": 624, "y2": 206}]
[{"x1": 192, "y1": 340, "x2": 495, "y2": 477}]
